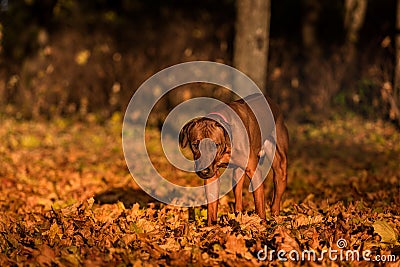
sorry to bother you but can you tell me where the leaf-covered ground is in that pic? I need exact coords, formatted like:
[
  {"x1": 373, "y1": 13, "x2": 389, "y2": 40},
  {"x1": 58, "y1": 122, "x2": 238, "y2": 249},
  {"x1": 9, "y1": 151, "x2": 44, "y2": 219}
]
[{"x1": 1, "y1": 113, "x2": 399, "y2": 266}]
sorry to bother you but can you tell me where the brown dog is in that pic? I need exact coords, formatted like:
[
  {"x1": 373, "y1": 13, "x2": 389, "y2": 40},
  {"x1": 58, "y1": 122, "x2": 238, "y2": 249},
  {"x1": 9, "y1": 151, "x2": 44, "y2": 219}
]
[{"x1": 179, "y1": 93, "x2": 288, "y2": 225}]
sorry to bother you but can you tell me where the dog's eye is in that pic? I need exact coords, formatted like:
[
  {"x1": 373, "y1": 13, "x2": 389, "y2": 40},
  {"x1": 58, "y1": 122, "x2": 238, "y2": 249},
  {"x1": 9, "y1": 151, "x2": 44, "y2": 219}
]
[{"x1": 192, "y1": 143, "x2": 199, "y2": 149}]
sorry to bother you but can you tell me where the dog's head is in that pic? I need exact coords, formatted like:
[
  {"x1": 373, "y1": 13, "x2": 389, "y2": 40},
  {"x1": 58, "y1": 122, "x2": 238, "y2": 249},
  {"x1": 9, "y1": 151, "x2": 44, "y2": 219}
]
[{"x1": 179, "y1": 118, "x2": 231, "y2": 179}]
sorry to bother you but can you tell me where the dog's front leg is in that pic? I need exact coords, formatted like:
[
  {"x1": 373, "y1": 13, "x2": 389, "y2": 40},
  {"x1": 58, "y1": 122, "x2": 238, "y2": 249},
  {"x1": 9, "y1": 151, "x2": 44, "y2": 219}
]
[{"x1": 204, "y1": 175, "x2": 220, "y2": 225}]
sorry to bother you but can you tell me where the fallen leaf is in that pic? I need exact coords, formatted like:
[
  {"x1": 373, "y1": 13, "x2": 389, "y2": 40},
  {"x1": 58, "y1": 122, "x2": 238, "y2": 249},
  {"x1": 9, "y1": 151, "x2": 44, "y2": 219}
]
[
  {"x1": 373, "y1": 220, "x2": 399, "y2": 245},
  {"x1": 225, "y1": 234, "x2": 246, "y2": 256}
]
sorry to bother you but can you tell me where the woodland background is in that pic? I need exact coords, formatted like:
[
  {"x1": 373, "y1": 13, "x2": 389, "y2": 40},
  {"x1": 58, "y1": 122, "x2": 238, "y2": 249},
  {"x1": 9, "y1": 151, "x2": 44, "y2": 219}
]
[
  {"x1": 0, "y1": 0, "x2": 399, "y2": 266},
  {"x1": 1, "y1": 0, "x2": 400, "y2": 122}
]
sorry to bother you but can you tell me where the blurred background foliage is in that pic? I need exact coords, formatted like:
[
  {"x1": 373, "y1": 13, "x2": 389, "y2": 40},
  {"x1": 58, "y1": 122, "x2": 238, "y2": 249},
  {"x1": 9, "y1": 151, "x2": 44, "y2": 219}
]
[{"x1": 0, "y1": 0, "x2": 397, "y2": 122}]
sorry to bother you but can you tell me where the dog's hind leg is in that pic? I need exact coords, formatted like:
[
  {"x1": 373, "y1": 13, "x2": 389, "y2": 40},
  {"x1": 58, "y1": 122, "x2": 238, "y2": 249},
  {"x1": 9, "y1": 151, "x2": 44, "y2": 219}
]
[
  {"x1": 232, "y1": 168, "x2": 245, "y2": 213},
  {"x1": 247, "y1": 157, "x2": 266, "y2": 221},
  {"x1": 271, "y1": 127, "x2": 288, "y2": 215}
]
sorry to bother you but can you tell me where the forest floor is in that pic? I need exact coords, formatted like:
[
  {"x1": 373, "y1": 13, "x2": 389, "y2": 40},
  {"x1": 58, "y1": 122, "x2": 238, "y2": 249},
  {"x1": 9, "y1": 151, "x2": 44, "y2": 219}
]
[{"x1": 1, "y1": 113, "x2": 399, "y2": 266}]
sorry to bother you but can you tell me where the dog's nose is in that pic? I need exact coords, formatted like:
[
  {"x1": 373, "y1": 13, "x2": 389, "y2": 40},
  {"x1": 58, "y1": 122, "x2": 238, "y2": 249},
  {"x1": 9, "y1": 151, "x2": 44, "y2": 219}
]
[
  {"x1": 201, "y1": 168, "x2": 211, "y2": 176},
  {"x1": 196, "y1": 167, "x2": 214, "y2": 179}
]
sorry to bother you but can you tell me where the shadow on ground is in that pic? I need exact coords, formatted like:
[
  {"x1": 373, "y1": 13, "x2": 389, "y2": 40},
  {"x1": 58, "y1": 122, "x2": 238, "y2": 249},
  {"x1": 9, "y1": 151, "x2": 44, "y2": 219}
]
[{"x1": 94, "y1": 187, "x2": 161, "y2": 208}]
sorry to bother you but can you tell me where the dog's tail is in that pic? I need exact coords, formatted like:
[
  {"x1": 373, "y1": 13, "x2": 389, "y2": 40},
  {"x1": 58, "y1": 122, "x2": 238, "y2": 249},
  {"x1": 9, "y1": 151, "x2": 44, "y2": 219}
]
[{"x1": 258, "y1": 137, "x2": 276, "y2": 164}]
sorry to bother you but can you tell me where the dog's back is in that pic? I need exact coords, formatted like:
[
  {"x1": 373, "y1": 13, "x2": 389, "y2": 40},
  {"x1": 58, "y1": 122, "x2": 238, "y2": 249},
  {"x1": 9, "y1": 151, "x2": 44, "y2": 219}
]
[{"x1": 222, "y1": 94, "x2": 277, "y2": 155}]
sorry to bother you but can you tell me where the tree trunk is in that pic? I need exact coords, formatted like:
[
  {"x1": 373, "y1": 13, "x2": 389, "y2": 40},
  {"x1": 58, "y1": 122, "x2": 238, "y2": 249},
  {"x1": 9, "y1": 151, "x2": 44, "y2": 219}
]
[
  {"x1": 302, "y1": 0, "x2": 321, "y2": 56},
  {"x1": 344, "y1": 0, "x2": 367, "y2": 64},
  {"x1": 341, "y1": 0, "x2": 367, "y2": 107},
  {"x1": 301, "y1": 0, "x2": 324, "y2": 110},
  {"x1": 233, "y1": 0, "x2": 271, "y2": 93},
  {"x1": 393, "y1": 0, "x2": 400, "y2": 122}
]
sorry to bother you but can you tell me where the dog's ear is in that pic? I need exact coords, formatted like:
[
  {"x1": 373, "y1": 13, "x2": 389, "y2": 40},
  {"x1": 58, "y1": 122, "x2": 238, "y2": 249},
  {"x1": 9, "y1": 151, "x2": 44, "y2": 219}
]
[
  {"x1": 179, "y1": 123, "x2": 190, "y2": 148},
  {"x1": 215, "y1": 121, "x2": 231, "y2": 150},
  {"x1": 179, "y1": 118, "x2": 198, "y2": 148}
]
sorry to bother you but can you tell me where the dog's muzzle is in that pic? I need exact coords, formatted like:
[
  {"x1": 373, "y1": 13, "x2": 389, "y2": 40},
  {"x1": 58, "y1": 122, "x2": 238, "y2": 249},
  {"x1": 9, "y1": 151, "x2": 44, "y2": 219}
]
[{"x1": 194, "y1": 138, "x2": 217, "y2": 179}]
